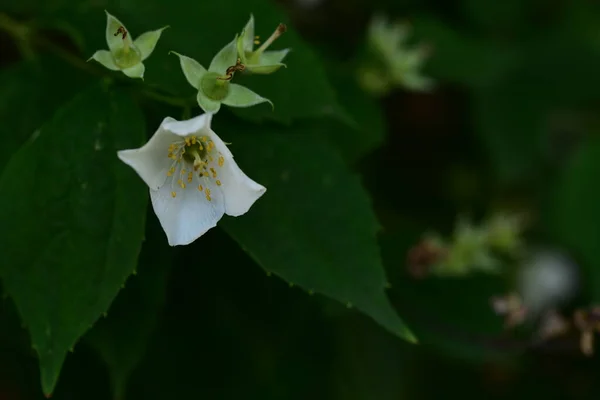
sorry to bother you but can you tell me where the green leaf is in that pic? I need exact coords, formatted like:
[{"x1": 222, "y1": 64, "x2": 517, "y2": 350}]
[
  {"x1": 321, "y1": 59, "x2": 386, "y2": 162},
  {"x1": 472, "y1": 35, "x2": 600, "y2": 184},
  {"x1": 0, "y1": 84, "x2": 148, "y2": 395},
  {"x1": 0, "y1": 56, "x2": 92, "y2": 174},
  {"x1": 216, "y1": 121, "x2": 414, "y2": 343},
  {"x1": 410, "y1": 15, "x2": 519, "y2": 88},
  {"x1": 545, "y1": 136, "x2": 600, "y2": 301},
  {"x1": 84, "y1": 218, "x2": 172, "y2": 400},
  {"x1": 461, "y1": 0, "x2": 529, "y2": 34}
]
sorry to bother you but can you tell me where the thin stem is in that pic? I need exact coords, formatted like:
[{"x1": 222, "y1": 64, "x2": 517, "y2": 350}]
[{"x1": 139, "y1": 88, "x2": 196, "y2": 107}]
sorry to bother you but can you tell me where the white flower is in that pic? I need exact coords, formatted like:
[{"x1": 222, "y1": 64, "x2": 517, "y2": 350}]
[{"x1": 117, "y1": 113, "x2": 266, "y2": 246}]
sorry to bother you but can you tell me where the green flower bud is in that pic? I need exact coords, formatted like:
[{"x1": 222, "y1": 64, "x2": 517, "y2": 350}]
[
  {"x1": 429, "y1": 218, "x2": 501, "y2": 277},
  {"x1": 236, "y1": 14, "x2": 290, "y2": 75},
  {"x1": 171, "y1": 37, "x2": 273, "y2": 114},
  {"x1": 358, "y1": 14, "x2": 434, "y2": 96},
  {"x1": 88, "y1": 10, "x2": 168, "y2": 79},
  {"x1": 484, "y1": 213, "x2": 526, "y2": 257}
]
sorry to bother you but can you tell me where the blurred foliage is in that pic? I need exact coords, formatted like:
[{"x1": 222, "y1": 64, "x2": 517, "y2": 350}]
[{"x1": 1, "y1": 0, "x2": 600, "y2": 398}]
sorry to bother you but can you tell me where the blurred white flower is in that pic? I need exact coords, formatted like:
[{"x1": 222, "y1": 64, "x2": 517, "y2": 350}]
[
  {"x1": 117, "y1": 113, "x2": 266, "y2": 246},
  {"x1": 517, "y1": 249, "x2": 579, "y2": 317},
  {"x1": 358, "y1": 14, "x2": 434, "y2": 96}
]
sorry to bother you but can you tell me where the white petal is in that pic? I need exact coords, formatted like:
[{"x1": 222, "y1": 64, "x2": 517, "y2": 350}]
[
  {"x1": 161, "y1": 113, "x2": 213, "y2": 138},
  {"x1": 206, "y1": 129, "x2": 266, "y2": 216},
  {"x1": 401, "y1": 73, "x2": 434, "y2": 92},
  {"x1": 222, "y1": 83, "x2": 272, "y2": 109},
  {"x1": 105, "y1": 10, "x2": 133, "y2": 53},
  {"x1": 260, "y1": 48, "x2": 290, "y2": 65},
  {"x1": 122, "y1": 62, "x2": 145, "y2": 79},
  {"x1": 150, "y1": 177, "x2": 225, "y2": 246},
  {"x1": 196, "y1": 91, "x2": 221, "y2": 114},
  {"x1": 89, "y1": 50, "x2": 119, "y2": 70},
  {"x1": 242, "y1": 14, "x2": 255, "y2": 52},
  {"x1": 209, "y1": 37, "x2": 238, "y2": 74},
  {"x1": 134, "y1": 26, "x2": 169, "y2": 61},
  {"x1": 117, "y1": 117, "x2": 180, "y2": 190},
  {"x1": 171, "y1": 52, "x2": 206, "y2": 89}
]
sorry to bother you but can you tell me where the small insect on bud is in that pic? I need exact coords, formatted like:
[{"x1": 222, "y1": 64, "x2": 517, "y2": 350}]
[
  {"x1": 114, "y1": 25, "x2": 128, "y2": 39},
  {"x1": 217, "y1": 58, "x2": 246, "y2": 81}
]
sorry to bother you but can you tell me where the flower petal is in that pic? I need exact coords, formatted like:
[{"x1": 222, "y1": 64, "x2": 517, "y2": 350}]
[
  {"x1": 171, "y1": 52, "x2": 206, "y2": 89},
  {"x1": 117, "y1": 117, "x2": 180, "y2": 190},
  {"x1": 105, "y1": 10, "x2": 133, "y2": 53},
  {"x1": 207, "y1": 130, "x2": 266, "y2": 216},
  {"x1": 88, "y1": 50, "x2": 119, "y2": 70},
  {"x1": 241, "y1": 14, "x2": 255, "y2": 52},
  {"x1": 246, "y1": 63, "x2": 286, "y2": 75},
  {"x1": 401, "y1": 72, "x2": 434, "y2": 92},
  {"x1": 161, "y1": 113, "x2": 212, "y2": 138},
  {"x1": 222, "y1": 83, "x2": 272, "y2": 109},
  {"x1": 122, "y1": 62, "x2": 145, "y2": 79},
  {"x1": 209, "y1": 37, "x2": 238, "y2": 74},
  {"x1": 150, "y1": 176, "x2": 225, "y2": 246},
  {"x1": 197, "y1": 91, "x2": 221, "y2": 114},
  {"x1": 134, "y1": 26, "x2": 169, "y2": 60},
  {"x1": 260, "y1": 48, "x2": 290, "y2": 65}
]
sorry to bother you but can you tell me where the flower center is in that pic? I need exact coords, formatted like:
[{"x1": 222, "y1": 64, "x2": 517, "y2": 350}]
[
  {"x1": 113, "y1": 46, "x2": 142, "y2": 69},
  {"x1": 200, "y1": 72, "x2": 230, "y2": 101},
  {"x1": 165, "y1": 135, "x2": 225, "y2": 201}
]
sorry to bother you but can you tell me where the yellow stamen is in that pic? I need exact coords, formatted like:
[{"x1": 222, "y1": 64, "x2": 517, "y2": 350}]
[
  {"x1": 216, "y1": 180, "x2": 222, "y2": 186},
  {"x1": 171, "y1": 191, "x2": 176, "y2": 198},
  {"x1": 187, "y1": 172, "x2": 193, "y2": 183},
  {"x1": 198, "y1": 185, "x2": 203, "y2": 192},
  {"x1": 218, "y1": 156, "x2": 224, "y2": 167}
]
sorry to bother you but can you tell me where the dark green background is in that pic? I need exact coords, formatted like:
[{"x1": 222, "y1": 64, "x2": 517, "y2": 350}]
[{"x1": 2, "y1": 0, "x2": 600, "y2": 398}]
